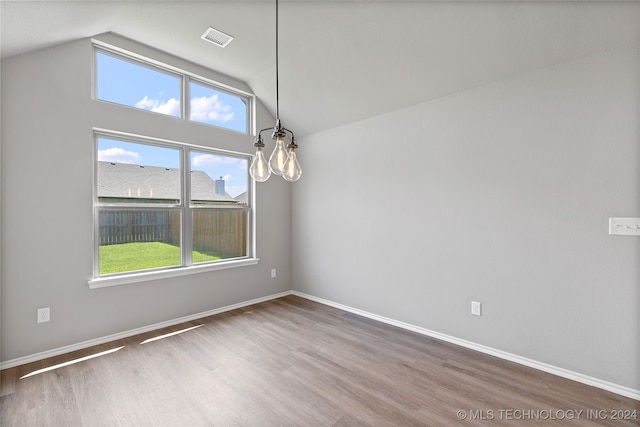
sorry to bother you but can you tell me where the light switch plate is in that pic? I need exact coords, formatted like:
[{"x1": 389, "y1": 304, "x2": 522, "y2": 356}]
[
  {"x1": 471, "y1": 301, "x2": 481, "y2": 316},
  {"x1": 609, "y1": 218, "x2": 640, "y2": 236}
]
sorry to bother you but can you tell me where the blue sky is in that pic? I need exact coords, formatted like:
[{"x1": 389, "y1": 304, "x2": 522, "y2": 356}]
[{"x1": 96, "y1": 52, "x2": 249, "y2": 197}]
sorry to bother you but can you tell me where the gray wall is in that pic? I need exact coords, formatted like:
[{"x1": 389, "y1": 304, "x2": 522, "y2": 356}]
[
  {"x1": 1, "y1": 34, "x2": 292, "y2": 362},
  {"x1": 292, "y1": 43, "x2": 640, "y2": 390}
]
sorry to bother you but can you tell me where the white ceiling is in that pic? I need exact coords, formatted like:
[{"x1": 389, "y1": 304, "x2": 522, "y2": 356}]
[{"x1": 2, "y1": 1, "x2": 640, "y2": 137}]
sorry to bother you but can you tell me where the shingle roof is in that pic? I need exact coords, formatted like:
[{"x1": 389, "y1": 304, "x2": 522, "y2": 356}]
[
  {"x1": 97, "y1": 162, "x2": 238, "y2": 203},
  {"x1": 234, "y1": 191, "x2": 248, "y2": 205},
  {"x1": 190, "y1": 170, "x2": 238, "y2": 203}
]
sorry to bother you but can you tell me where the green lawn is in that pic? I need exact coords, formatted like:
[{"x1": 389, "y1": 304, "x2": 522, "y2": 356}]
[{"x1": 100, "y1": 242, "x2": 222, "y2": 274}]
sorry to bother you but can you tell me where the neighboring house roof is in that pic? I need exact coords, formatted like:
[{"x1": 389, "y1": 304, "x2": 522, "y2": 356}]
[
  {"x1": 190, "y1": 170, "x2": 238, "y2": 203},
  {"x1": 235, "y1": 191, "x2": 248, "y2": 205},
  {"x1": 97, "y1": 162, "x2": 238, "y2": 204}
]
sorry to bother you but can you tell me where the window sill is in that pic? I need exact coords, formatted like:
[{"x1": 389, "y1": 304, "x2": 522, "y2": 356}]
[{"x1": 88, "y1": 258, "x2": 260, "y2": 289}]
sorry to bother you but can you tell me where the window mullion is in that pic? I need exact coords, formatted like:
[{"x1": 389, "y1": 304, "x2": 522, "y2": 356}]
[
  {"x1": 182, "y1": 76, "x2": 189, "y2": 120},
  {"x1": 182, "y1": 148, "x2": 193, "y2": 267}
]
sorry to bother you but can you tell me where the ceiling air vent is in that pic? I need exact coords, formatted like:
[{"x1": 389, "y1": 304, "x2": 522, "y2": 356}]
[{"x1": 201, "y1": 27, "x2": 234, "y2": 48}]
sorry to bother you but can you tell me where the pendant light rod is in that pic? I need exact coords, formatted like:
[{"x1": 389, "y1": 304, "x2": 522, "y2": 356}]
[{"x1": 275, "y1": 0, "x2": 280, "y2": 121}]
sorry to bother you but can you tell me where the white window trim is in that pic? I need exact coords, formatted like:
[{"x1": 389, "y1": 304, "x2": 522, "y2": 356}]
[
  {"x1": 88, "y1": 258, "x2": 260, "y2": 289},
  {"x1": 90, "y1": 128, "x2": 258, "y2": 289}
]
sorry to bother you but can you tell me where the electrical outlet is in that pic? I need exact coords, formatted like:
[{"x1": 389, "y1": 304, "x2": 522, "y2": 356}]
[
  {"x1": 471, "y1": 301, "x2": 482, "y2": 316},
  {"x1": 609, "y1": 217, "x2": 640, "y2": 236},
  {"x1": 37, "y1": 307, "x2": 50, "y2": 323},
  {"x1": 271, "y1": 268, "x2": 277, "y2": 278}
]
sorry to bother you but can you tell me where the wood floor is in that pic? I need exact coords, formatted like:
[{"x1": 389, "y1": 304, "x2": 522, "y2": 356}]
[{"x1": 1, "y1": 295, "x2": 638, "y2": 426}]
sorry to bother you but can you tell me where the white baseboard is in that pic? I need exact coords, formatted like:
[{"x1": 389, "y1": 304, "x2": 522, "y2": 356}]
[
  {"x1": 292, "y1": 291, "x2": 640, "y2": 401},
  {"x1": 0, "y1": 291, "x2": 293, "y2": 371}
]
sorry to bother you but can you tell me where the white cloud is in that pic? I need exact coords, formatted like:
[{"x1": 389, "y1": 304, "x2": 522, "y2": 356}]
[
  {"x1": 190, "y1": 94, "x2": 235, "y2": 123},
  {"x1": 192, "y1": 154, "x2": 239, "y2": 167},
  {"x1": 98, "y1": 147, "x2": 142, "y2": 164},
  {"x1": 135, "y1": 96, "x2": 180, "y2": 117},
  {"x1": 222, "y1": 174, "x2": 232, "y2": 181}
]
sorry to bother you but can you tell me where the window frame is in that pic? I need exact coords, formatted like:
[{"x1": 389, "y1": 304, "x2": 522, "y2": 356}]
[
  {"x1": 89, "y1": 129, "x2": 257, "y2": 289},
  {"x1": 93, "y1": 41, "x2": 254, "y2": 135}
]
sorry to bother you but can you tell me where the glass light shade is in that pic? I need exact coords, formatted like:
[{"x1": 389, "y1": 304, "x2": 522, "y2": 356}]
[
  {"x1": 249, "y1": 147, "x2": 271, "y2": 182},
  {"x1": 282, "y1": 149, "x2": 302, "y2": 182},
  {"x1": 269, "y1": 137, "x2": 288, "y2": 175}
]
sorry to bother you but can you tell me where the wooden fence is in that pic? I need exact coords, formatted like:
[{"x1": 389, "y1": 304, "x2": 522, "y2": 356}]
[
  {"x1": 100, "y1": 210, "x2": 246, "y2": 258},
  {"x1": 193, "y1": 210, "x2": 247, "y2": 258},
  {"x1": 99, "y1": 211, "x2": 174, "y2": 245}
]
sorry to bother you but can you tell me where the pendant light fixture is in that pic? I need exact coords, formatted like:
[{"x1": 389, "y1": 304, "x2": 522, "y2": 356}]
[{"x1": 249, "y1": 0, "x2": 302, "y2": 183}]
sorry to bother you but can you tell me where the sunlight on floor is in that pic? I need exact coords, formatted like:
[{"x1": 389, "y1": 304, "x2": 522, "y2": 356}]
[
  {"x1": 20, "y1": 346, "x2": 125, "y2": 379},
  {"x1": 18, "y1": 324, "x2": 205, "y2": 379},
  {"x1": 140, "y1": 324, "x2": 204, "y2": 344}
]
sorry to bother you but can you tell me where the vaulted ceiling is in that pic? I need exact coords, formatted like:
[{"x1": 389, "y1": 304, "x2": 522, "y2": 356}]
[{"x1": 2, "y1": 1, "x2": 640, "y2": 137}]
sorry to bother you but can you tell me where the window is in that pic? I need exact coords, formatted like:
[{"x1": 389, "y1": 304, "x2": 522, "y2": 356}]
[
  {"x1": 95, "y1": 47, "x2": 251, "y2": 134},
  {"x1": 189, "y1": 150, "x2": 249, "y2": 264},
  {"x1": 94, "y1": 133, "x2": 252, "y2": 280},
  {"x1": 90, "y1": 43, "x2": 257, "y2": 287}
]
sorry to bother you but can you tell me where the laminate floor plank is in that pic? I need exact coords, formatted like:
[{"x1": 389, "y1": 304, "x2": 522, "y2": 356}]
[{"x1": 1, "y1": 295, "x2": 638, "y2": 426}]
